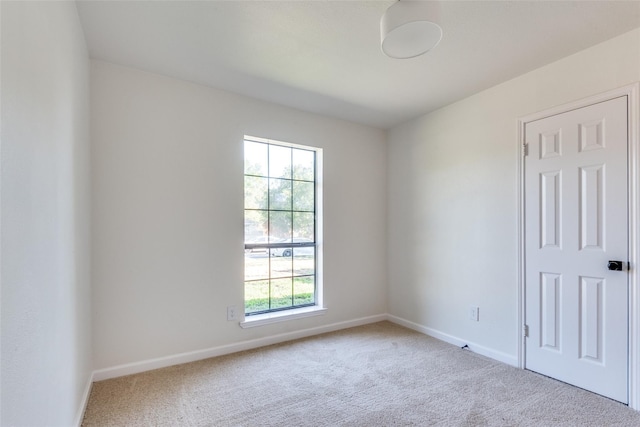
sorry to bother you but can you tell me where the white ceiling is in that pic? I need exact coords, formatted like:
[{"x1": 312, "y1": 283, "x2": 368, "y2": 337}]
[{"x1": 76, "y1": 1, "x2": 640, "y2": 129}]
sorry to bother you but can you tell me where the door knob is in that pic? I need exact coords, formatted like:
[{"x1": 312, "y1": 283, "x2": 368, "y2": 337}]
[{"x1": 608, "y1": 260, "x2": 623, "y2": 271}]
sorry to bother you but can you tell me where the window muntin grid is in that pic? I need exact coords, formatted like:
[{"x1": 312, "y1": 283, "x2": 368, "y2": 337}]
[{"x1": 244, "y1": 138, "x2": 317, "y2": 315}]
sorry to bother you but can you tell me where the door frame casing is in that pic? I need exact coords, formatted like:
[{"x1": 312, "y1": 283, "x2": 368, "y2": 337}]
[{"x1": 517, "y1": 83, "x2": 640, "y2": 409}]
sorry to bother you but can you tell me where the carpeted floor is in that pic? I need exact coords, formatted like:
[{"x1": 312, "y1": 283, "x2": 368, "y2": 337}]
[{"x1": 82, "y1": 321, "x2": 640, "y2": 426}]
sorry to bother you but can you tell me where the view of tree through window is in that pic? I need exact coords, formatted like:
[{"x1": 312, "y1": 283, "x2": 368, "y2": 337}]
[{"x1": 244, "y1": 138, "x2": 317, "y2": 315}]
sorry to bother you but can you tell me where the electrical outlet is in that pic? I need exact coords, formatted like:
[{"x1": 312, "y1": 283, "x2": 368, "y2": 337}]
[
  {"x1": 227, "y1": 305, "x2": 238, "y2": 321},
  {"x1": 469, "y1": 306, "x2": 479, "y2": 322}
]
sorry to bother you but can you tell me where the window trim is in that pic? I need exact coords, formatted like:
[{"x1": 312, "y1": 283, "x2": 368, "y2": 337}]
[
  {"x1": 243, "y1": 135, "x2": 324, "y2": 318},
  {"x1": 239, "y1": 306, "x2": 328, "y2": 328}
]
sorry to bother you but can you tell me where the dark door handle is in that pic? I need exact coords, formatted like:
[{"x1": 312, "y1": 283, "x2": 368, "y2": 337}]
[{"x1": 608, "y1": 260, "x2": 623, "y2": 271}]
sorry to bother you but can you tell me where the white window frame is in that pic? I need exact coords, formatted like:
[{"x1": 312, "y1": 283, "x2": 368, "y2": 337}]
[{"x1": 241, "y1": 135, "x2": 325, "y2": 328}]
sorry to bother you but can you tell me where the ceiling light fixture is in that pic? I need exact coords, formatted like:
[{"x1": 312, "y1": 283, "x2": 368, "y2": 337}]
[{"x1": 380, "y1": 1, "x2": 443, "y2": 59}]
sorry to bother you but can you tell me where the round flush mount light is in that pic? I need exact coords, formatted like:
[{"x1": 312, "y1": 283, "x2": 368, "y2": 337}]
[{"x1": 381, "y1": 1, "x2": 443, "y2": 59}]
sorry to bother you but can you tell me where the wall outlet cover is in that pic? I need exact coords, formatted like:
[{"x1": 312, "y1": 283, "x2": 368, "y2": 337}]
[
  {"x1": 227, "y1": 305, "x2": 237, "y2": 321},
  {"x1": 470, "y1": 306, "x2": 479, "y2": 322}
]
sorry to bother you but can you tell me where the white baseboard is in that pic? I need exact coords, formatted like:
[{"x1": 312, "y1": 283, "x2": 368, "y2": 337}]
[
  {"x1": 92, "y1": 313, "x2": 517, "y2": 383},
  {"x1": 75, "y1": 371, "x2": 94, "y2": 427},
  {"x1": 386, "y1": 314, "x2": 518, "y2": 367},
  {"x1": 93, "y1": 313, "x2": 387, "y2": 381}
]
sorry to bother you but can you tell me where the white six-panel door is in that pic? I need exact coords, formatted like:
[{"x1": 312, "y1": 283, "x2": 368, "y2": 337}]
[{"x1": 525, "y1": 96, "x2": 629, "y2": 403}]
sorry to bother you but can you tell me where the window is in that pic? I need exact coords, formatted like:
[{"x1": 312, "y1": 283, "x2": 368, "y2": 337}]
[{"x1": 244, "y1": 136, "x2": 321, "y2": 316}]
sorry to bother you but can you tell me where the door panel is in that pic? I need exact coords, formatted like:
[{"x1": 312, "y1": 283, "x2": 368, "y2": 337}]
[
  {"x1": 540, "y1": 272, "x2": 561, "y2": 351},
  {"x1": 579, "y1": 164, "x2": 604, "y2": 250},
  {"x1": 540, "y1": 171, "x2": 561, "y2": 249},
  {"x1": 579, "y1": 275, "x2": 603, "y2": 363},
  {"x1": 525, "y1": 96, "x2": 628, "y2": 403}
]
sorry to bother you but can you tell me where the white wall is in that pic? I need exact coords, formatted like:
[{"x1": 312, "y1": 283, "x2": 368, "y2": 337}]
[
  {"x1": 90, "y1": 61, "x2": 387, "y2": 370},
  {"x1": 1, "y1": 2, "x2": 92, "y2": 426},
  {"x1": 388, "y1": 29, "x2": 640, "y2": 360}
]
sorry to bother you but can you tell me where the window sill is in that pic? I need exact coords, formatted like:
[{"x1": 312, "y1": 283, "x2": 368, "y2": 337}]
[{"x1": 239, "y1": 306, "x2": 327, "y2": 328}]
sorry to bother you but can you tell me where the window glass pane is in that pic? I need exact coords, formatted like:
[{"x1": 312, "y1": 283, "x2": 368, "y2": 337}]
[
  {"x1": 292, "y1": 149, "x2": 314, "y2": 181},
  {"x1": 269, "y1": 145, "x2": 291, "y2": 179},
  {"x1": 245, "y1": 253, "x2": 269, "y2": 281},
  {"x1": 294, "y1": 276, "x2": 314, "y2": 306},
  {"x1": 270, "y1": 252, "x2": 292, "y2": 278},
  {"x1": 292, "y1": 181, "x2": 314, "y2": 211},
  {"x1": 244, "y1": 141, "x2": 268, "y2": 176},
  {"x1": 245, "y1": 280, "x2": 269, "y2": 314},
  {"x1": 244, "y1": 211, "x2": 268, "y2": 243},
  {"x1": 269, "y1": 178, "x2": 291, "y2": 210},
  {"x1": 248, "y1": 235, "x2": 279, "y2": 246},
  {"x1": 293, "y1": 212, "x2": 314, "y2": 240},
  {"x1": 270, "y1": 245, "x2": 293, "y2": 258},
  {"x1": 293, "y1": 249, "x2": 314, "y2": 276},
  {"x1": 244, "y1": 138, "x2": 318, "y2": 316},
  {"x1": 271, "y1": 278, "x2": 293, "y2": 309},
  {"x1": 245, "y1": 176, "x2": 268, "y2": 209},
  {"x1": 269, "y1": 211, "x2": 292, "y2": 241}
]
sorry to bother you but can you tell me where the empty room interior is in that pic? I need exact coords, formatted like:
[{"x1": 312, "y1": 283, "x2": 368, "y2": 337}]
[{"x1": 4, "y1": 0, "x2": 640, "y2": 425}]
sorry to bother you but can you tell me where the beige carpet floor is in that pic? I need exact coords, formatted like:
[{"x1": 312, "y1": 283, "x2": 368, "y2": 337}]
[{"x1": 83, "y1": 321, "x2": 640, "y2": 426}]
